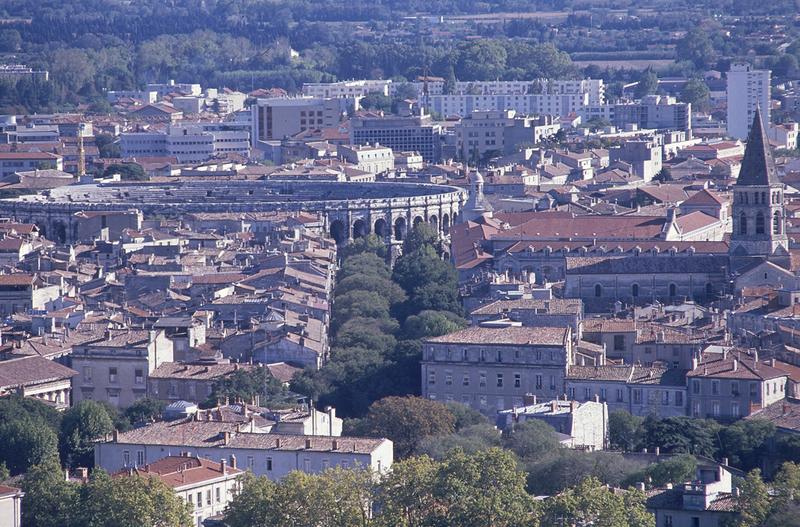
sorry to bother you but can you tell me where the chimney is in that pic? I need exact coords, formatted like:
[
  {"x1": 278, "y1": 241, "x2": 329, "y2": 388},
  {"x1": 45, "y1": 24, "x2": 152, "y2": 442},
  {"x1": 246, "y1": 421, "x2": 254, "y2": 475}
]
[
  {"x1": 770, "y1": 358, "x2": 776, "y2": 367},
  {"x1": 332, "y1": 439, "x2": 338, "y2": 450},
  {"x1": 732, "y1": 359, "x2": 738, "y2": 372},
  {"x1": 64, "y1": 468, "x2": 70, "y2": 482},
  {"x1": 722, "y1": 457, "x2": 729, "y2": 466},
  {"x1": 222, "y1": 431, "x2": 230, "y2": 445},
  {"x1": 305, "y1": 438, "x2": 312, "y2": 449},
  {"x1": 275, "y1": 437, "x2": 281, "y2": 448},
  {"x1": 734, "y1": 487, "x2": 741, "y2": 497},
  {"x1": 655, "y1": 446, "x2": 660, "y2": 456},
  {"x1": 593, "y1": 394, "x2": 600, "y2": 403},
  {"x1": 783, "y1": 403, "x2": 789, "y2": 416},
  {"x1": 230, "y1": 454, "x2": 237, "y2": 469},
  {"x1": 221, "y1": 459, "x2": 227, "y2": 475},
  {"x1": 112, "y1": 429, "x2": 119, "y2": 442}
]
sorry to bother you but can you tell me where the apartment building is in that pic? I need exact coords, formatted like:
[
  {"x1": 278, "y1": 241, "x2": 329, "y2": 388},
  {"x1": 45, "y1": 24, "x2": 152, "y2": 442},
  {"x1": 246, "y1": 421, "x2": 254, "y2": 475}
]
[
  {"x1": 609, "y1": 138, "x2": 663, "y2": 181},
  {"x1": 251, "y1": 97, "x2": 348, "y2": 144},
  {"x1": 421, "y1": 326, "x2": 572, "y2": 414},
  {"x1": 581, "y1": 95, "x2": 692, "y2": 132},
  {"x1": 120, "y1": 124, "x2": 250, "y2": 163},
  {"x1": 71, "y1": 329, "x2": 174, "y2": 408},
  {"x1": 303, "y1": 80, "x2": 392, "y2": 98},
  {"x1": 94, "y1": 418, "x2": 393, "y2": 479},
  {"x1": 0, "y1": 152, "x2": 63, "y2": 178},
  {"x1": 337, "y1": 144, "x2": 395, "y2": 174},
  {"x1": 0, "y1": 273, "x2": 60, "y2": 316},
  {"x1": 727, "y1": 63, "x2": 771, "y2": 140},
  {"x1": 350, "y1": 113, "x2": 443, "y2": 162},
  {"x1": 455, "y1": 110, "x2": 561, "y2": 160}
]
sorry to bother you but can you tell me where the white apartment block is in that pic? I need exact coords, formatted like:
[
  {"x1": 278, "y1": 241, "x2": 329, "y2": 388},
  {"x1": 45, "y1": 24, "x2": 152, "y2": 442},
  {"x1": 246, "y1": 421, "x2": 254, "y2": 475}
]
[
  {"x1": 251, "y1": 97, "x2": 349, "y2": 144},
  {"x1": 303, "y1": 80, "x2": 392, "y2": 98},
  {"x1": 405, "y1": 79, "x2": 604, "y2": 104},
  {"x1": 727, "y1": 63, "x2": 771, "y2": 140},
  {"x1": 337, "y1": 144, "x2": 395, "y2": 174},
  {"x1": 107, "y1": 90, "x2": 158, "y2": 104},
  {"x1": 120, "y1": 124, "x2": 250, "y2": 163},
  {"x1": 430, "y1": 92, "x2": 588, "y2": 118}
]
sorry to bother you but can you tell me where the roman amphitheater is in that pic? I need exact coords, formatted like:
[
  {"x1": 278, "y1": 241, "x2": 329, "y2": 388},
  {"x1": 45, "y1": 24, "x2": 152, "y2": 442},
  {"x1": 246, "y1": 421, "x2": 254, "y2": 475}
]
[{"x1": 0, "y1": 179, "x2": 467, "y2": 244}]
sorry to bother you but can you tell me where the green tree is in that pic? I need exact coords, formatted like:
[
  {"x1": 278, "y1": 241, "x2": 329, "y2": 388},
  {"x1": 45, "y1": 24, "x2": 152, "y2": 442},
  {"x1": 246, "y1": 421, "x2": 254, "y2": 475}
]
[
  {"x1": 335, "y1": 274, "x2": 406, "y2": 307},
  {"x1": 22, "y1": 459, "x2": 81, "y2": 527},
  {"x1": 734, "y1": 469, "x2": 771, "y2": 527},
  {"x1": 608, "y1": 410, "x2": 643, "y2": 451},
  {"x1": 363, "y1": 396, "x2": 455, "y2": 458},
  {"x1": 416, "y1": 423, "x2": 501, "y2": 459},
  {"x1": 206, "y1": 366, "x2": 286, "y2": 407},
  {"x1": 102, "y1": 163, "x2": 147, "y2": 181},
  {"x1": 0, "y1": 29, "x2": 22, "y2": 52},
  {"x1": 94, "y1": 133, "x2": 120, "y2": 158},
  {"x1": 503, "y1": 420, "x2": 560, "y2": 459},
  {"x1": 680, "y1": 78, "x2": 710, "y2": 112},
  {"x1": 338, "y1": 233, "x2": 388, "y2": 260},
  {"x1": 634, "y1": 68, "x2": 659, "y2": 98},
  {"x1": 122, "y1": 398, "x2": 163, "y2": 426},
  {"x1": 676, "y1": 27, "x2": 716, "y2": 70},
  {"x1": 393, "y1": 244, "x2": 460, "y2": 317},
  {"x1": 401, "y1": 310, "x2": 467, "y2": 340},
  {"x1": 375, "y1": 455, "x2": 439, "y2": 527},
  {"x1": 60, "y1": 400, "x2": 114, "y2": 468},
  {"x1": 719, "y1": 419, "x2": 775, "y2": 471},
  {"x1": 332, "y1": 290, "x2": 392, "y2": 330},
  {"x1": 0, "y1": 418, "x2": 59, "y2": 474},
  {"x1": 457, "y1": 40, "x2": 508, "y2": 80},
  {"x1": 79, "y1": 470, "x2": 192, "y2": 527},
  {"x1": 541, "y1": 476, "x2": 652, "y2": 527},
  {"x1": 360, "y1": 91, "x2": 392, "y2": 112},
  {"x1": 641, "y1": 416, "x2": 720, "y2": 457}
]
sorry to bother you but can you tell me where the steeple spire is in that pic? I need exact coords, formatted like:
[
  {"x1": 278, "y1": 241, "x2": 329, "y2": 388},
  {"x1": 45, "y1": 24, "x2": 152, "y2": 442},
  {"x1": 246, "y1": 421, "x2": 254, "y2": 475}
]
[{"x1": 736, "y1": 106, "x2": 779, "y2": 186}]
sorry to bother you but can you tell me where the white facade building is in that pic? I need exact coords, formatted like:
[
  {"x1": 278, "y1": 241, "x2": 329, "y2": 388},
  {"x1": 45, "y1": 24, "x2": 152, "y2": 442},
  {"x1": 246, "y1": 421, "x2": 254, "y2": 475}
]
[
  {"x1": 303, "y1": 80, "x2": 392, "y2": 98},
  {"x1": 727, "y1": 63, "x2": 771, "y2": 140},
  {"x1": 120, "y1": 124, "x2": 250, "y2": 163}
]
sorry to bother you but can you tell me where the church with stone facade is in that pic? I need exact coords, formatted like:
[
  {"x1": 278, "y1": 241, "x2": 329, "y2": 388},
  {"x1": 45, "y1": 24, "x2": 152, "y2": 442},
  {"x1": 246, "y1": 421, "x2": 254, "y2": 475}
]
[{"x1": 452, "y1": 109, "x2": 796, "y2": 312}]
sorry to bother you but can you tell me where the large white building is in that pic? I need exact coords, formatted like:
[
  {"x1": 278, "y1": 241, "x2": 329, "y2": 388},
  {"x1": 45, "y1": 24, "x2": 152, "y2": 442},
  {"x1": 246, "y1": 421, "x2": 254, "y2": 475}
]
[
  {"x1": 727, "y1": 63, "x2": 771, "y2": 140},
  {"x1": 430, "y1": 92, "x2": 589, "y2": 118},
  {"x1": 251, "y1": 97, "x2": 351, "y2": 145},
  {"x1": 120, "y1": 124, "x2": 250, "y2": 163},
  {"x1": 303, "y1": 80, "x2": 392, "y2": 98}
]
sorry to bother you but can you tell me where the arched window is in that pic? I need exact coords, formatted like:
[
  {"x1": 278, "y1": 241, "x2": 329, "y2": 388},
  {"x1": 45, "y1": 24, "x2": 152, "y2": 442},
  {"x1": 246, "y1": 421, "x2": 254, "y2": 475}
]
[
  {"x1": 739, "y1": 212, "x2": 748, "y2": 235},
  {"x1": 669, "y1": 283, "x2": 677, "y2": 297},
  {"x1": 594, "y1": 284, "x2": 602, "y2": 297},
  {"x1": 756, "y1": 212, "x2": 765, "y2": 234},
  {"x1": 632, "y1": 284, "x2": 639, "y2": 298},
  {"x1": 774, "y1": 211, "x2": 782, "y2": 234}
]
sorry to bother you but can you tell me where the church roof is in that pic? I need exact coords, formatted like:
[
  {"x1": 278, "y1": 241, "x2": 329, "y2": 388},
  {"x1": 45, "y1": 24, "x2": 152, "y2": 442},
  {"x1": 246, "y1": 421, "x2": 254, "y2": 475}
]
[{"x1": 736, "y1": 107, "x2": 779, "y2": 186}]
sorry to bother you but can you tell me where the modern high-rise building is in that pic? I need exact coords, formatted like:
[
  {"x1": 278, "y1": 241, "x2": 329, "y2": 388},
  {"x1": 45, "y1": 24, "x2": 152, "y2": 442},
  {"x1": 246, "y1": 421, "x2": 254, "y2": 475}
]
[
  {"x1": 250, "y1": 97, "x2": 350, "y2": 145},
  {"x1": 727, "y1": 63, "x2": 771, "y2": 140}
]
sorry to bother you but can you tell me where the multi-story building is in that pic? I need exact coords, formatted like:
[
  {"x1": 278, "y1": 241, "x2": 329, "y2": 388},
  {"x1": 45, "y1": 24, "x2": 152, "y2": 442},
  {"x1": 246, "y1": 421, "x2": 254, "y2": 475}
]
[
  {"x1": 0, "y1": 152, "x2": 63, "y2": 178},
  {"x1": 251, "y1": 97, "x2": 348, "y2": 144},
  {"x1": 609, "y1": 137, "x2": 663, "y2": 181},
  {"x1": 455, "y1": 110, "x2": 561, "y2": 160},
  {"x1": 337, "y1": 144, "x2": 395, "y2": 174},
  {"x1": 421, "y1": 326, "x2": 572, "y2": 414},
  {"x1": 350, "y1": 113, "x2": 444, "y2": 162},
  {"x1": 410, "y1": 78, "x2": 604, "y2": 104},
  {"x1": 687, "y1": 352, "x2": 788, "y2": 419},
  {"x1": 146, "y1": 81, "x2": 202, "y2": 98},
  {"x1": 71, "y1": 329, "x2": 174, "y2": 408},
  {"x1": 727, "y1": 63, "x2": 771, "y2": 140},
  {"x1": 0, "y1": 485, "x2": 23, "y2": 527},
  {"x1": 566, "y1": 364, "x2": 688, "y2": 418},
  {"x1": 581, "y1": 96, "x2": 691, "y2": 132},
  {"x1": 0, "y1": 273, "x2": 60, "y2": 316},
  {"x1": 303, "y1": 80, "x2": 392, "y2": 98},
  {"x1": 94, "y1": 419, "x2": 393, "y2": 479},
  {"x1": 0, "y1": 356, "x2": 77, "y2": 410},
  {"x1": 496, "y1": 398, "x2": 608, "y2": 451},
  {"x1": 120, "y1": 124, "x2": 250, "y2": 163},
  {"x1": 430, "y1": 92, "x2": 588, "y2": 118},
  {"x1": 0, "y1": 64, "x2": 49, "y2": 82},
  {"x1": 117, "y1": 455, "x2": 243, "y2": 527},
  {"x1": 469, "y1": 297, "x2": 584, "y2": 338}
]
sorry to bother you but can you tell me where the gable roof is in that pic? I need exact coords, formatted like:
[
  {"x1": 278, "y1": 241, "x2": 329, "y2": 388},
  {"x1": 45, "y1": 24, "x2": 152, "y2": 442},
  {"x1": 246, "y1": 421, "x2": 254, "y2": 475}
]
[{"x1": 737, "y1": 106, "x2": 779, "y2": 186}]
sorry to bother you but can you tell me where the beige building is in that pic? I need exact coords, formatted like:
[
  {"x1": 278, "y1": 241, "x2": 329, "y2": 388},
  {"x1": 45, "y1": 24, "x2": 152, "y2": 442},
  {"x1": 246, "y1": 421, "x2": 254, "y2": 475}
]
[
  {"x1": 422, "y1": 326, "x2": 572, "y2": 414},
  {"x1": 337, "y1": 144, "x2": 395, "y2": 175},
  {"x1": 497, "y1": 398, "x2": 608, "y2": 451},
  {"x1": 0, "y1": 485, "x2": 23, "y2": 527},
  {"x1": 116, "y1": 455, "x2": 243, "y2": 527},
  {"x1": 95, "y1": 418, "x2": 393, "y2": 480},
  {"x1": 0, "y1": 273, "x2": 61, "y2": 316},
  {"x1": 72, "y1": 329, "x2": 174, "y2": 408},
  {"x1": 251, "y1": 97, "x2": 347, "y2": 143},
  {"x1": 647, "y1": 463, "x2": 738, "y2": 527},
  {"x1": 0, "y1": 356, "x2": 77, "y2": 410}
]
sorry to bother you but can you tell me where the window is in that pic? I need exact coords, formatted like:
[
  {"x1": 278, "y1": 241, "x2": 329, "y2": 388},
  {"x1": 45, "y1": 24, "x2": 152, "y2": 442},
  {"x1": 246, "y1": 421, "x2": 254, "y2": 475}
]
[
  {"x1": 445, "y1": 373, "x2": 453, "y2": 386},
  {"x1": 732, "y1": 402, "x2": 740, "y2": 417},
  {"x1": 247, "y1": 456, "x2": 254, "y2": 470},
  {"x1": 740, "y1": 212, "x2": 748, "y2": 235},
  {"x1": 631, "y1": 283, "x2": 639, "y2": 298},
  {"x1": 168, "y1": 381, "x2": 178, "y2": 397},
  {"x1": 693, "y1": 401, "x2": 701, "y2": 417},
  {"x1": 756, "y1": 212, "x2": 765, "y2": 234},
  {"x1": 196, "y1": 492, "x2": 202, "y2": 508},
  {"x1": 669, "y1": 283, "x2": 677, "y2": 297},
  {"x1": 662, "y1": 391, "x2": 670, "y2": 405},
  {"x1": 774, "y1": 211, "x2": 782, "y2": 234},
  {"x1": 108, "y1": 367, "x2": 118, "y2": 383},
  {"x1": 731, "y1": 381, "x2": 739, "y2": 396},
  {"x1": 215, "y1": 487, "x2": 221, "y2": 503},
  {"x1": 584, "y1": 387, "x2": 591, "y2": 400},
  {"x1": 496, "y1": 374, "x2": 504, "y2": 388},
  {"x1": 463, "y1": 374, "x2": 470, "y2": 386},
  {"x1": 83, "y1": 366, "x2": 92, "y2": 381},
  {"x1": 514, "y1": 374, "x2": 521, "y2": 388},
  {"x1": 479, "y1": 373, "x2": 487, "y2": 388},
  {"x1": 600, "y1": 388, "x2": 607, "y2": 401},
  {"x1": 536, "y1": 374, "x2": 543, "y2": 389},
  {"x1": 123, "y1": 450, "x2": 130, "y2": 466},
  {"x1": 712, "y1": 401, "x2": 720, "y2": 417},
  {"x1": 137, "y1": 451, "x2": 145, "y2": 466},
  {"x1": 616, "y1": 388, "x2": 624, "y2": 402},
  {"x1": 322, "y1": 459, "x2": 330, "y2": 470},
  {"x1": 692, "y1": 379, "x2": 700, "y2": 394},
  {"x1": 303, "y1": 458, "x2": 310, "y2": 472},
  {"x1": 594, "y1": 284, "x2": 602, "y2": 297},
  {"x1": 134, "y1": 369, "x2": 144, "y2": 384},
  {"x1": 428, "y1": 371, "x2": 436, "y2": 385},
  {"x1": 665, "y1": 515, "x2": 673, "y2": 527},
  {"x1": 613, "y1": 335, "x2": 625, "y2": 351},
  {"x1": 750, "y1": 382, "x2": 758, "y2": 397},
  {"x1": 266, "y1": 457, "x2": 273, "y2": 471},
  {"x1": 633, "y1": 389, "x2": 642, "y2": 404},
  {"x1": 712, "y1": 380, "x2": 719, "y2": 395},
  {"x1": 206, "y1": 490, "x2": 212, "y2": 505},
  {"x1": 675, "y1": 392, "x2": 683, "y2": 406}
]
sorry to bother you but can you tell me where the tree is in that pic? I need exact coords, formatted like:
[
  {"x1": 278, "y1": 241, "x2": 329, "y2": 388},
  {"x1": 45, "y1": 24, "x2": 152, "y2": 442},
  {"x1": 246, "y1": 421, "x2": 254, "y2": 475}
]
[
  {"x1": 609, "y1": 410, "x2": 644, "y2": 452},
  {"x1": 393, "y1": 244, "x2": 461, "y2": 317},
  {"x1": 332, "y1": 290, "x2": 392, "y2": 330},
  {"x1": 676, "y1": 27, "x2": 716, "y2": 70},
  {"x1": 338, "y1": 233, "x2": 388, "y2": 260},
  {"x1": 680, "y1": 78, "x2": 710, "y2": 112},
  {"x1": 375, "y1": 455, "x2": 439, "y2": 527},
  {"x1": 416, "y1": 423, "x2": 501, "y2": 459},
  {"x1": 79, "y1": 470, "x2": 192, "y2": 527},
  {"x1": 22, "y1": 459, "x2": 81, "y2": 527},
  {"x1": 0, "y1": 29, "x2": 22, "y2": 52},
  {"x1": 719, "y1": 419, "x2": 775, "y2": 471},
  {"x1": 0, "y1": 418, "x2": 59, "y2": 474},
  {"x1": 60, "y1": 400, "x2": 114, "y2": 468},
  {"x1": 335, "y1": 274, "x2": 406, "y2": 307},
  {"x1": 94, "y1": 133, "x2": 120, "y2": 158},
  {"x1": 734, "y1": 469, "x2": 771, "y2": 527},
  {"x1": 360, "y1": 91, "x2": 392, "y2": 112},
  {"x1": 457, "y1": 40, "x2": 508, "y2": 80},
  {"x1": 541, "y1": 476, "x2": 653, "y2": 527},
  {"x1": 122, "y1": 398, "x2": 163, "y2": 426},
  {"x1": 503, "y1": 420, "x2": 560, "y2": 459},
  {"x1": 641, "y1": 416, "x2": 720, "y2": 458},
  {"x1": 634, "y1": 68, "x2": 658, "y2": 98},
  {"x1": 435, "y1": 448, "x2": 539, "y2": 527},
  {"x1": 363, "y1": 396, "x2": 456, "y2": 458},
  {"x1": 102, "y1": 163, "x2": 146, "y2": 181},
  {"x1": 401, "y1": 310, "x2": 467, "y2": 340},
  {"x1": 402, "y1": 222, "x2": 441, "y2": 255},
  {"x1": 206, "y1": 366, "x2": 286, "y2": 407}
]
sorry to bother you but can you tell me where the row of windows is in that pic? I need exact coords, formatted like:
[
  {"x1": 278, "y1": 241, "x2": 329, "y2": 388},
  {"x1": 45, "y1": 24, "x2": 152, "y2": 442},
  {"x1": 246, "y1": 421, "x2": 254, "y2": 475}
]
[
  {"x1": 737, "y1": 211, "x2": 782, "y2": 235},
  {"x1": 427, "y1": 348, "x2": 558, "y2": 362},
  {"x1": 428, "y1": 371, "x2": 557, "y2": 390},
  {"x1": 593, "y1": 283, "x2": 712, "y2": 298},
  {"x1": 83, "y1": 366, "x2": 143, "y2": 384}
]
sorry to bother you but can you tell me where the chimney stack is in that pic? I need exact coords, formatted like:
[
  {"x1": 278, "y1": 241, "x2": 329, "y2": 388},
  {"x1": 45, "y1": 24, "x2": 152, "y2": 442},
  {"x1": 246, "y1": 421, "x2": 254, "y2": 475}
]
[
  {"x1": 305, "y1": 438, "x2": 312, "y2": 449},
  {"x1": 230, "y1": 454, "x2": 237, "y2": 469},
  {"x1": 221, "y1": 459, "x2": 227, "y2": 475}
]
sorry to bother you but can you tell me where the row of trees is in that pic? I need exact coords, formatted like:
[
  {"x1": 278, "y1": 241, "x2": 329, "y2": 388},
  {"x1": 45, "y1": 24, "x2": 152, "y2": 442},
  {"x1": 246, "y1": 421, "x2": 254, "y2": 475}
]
[
  {"x1": 225, "y1": 447, "x2": 655, "y2": 527},
  {"x1": 291, "y1": 225, "x2": 465, "y2": 417}
]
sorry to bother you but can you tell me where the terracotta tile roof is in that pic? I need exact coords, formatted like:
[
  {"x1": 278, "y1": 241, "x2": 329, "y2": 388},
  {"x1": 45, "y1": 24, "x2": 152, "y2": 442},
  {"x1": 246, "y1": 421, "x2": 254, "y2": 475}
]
[
  {"x1": 0, "y1": 485, "x2": 22, "y2": 498},
  {"x1": 0, "y1": 356, "x2": 77, "y2": 389},
  {"x1": 191, "y1": 273, "x2": 246, "y2": 285},
  {"x1": 747, "y1": 397, "x2": 800, "y2": 432},
  {"x1": 687, "y1": 353, "x2": 787, "y2": 381},
  {"x1": 681, "y1": 188, "x2": 725, "y2": 207},
  {"x1": 149, "y1": 362, "x2": 256, "y2": 381},
  {"x1": 0, "y1": 273, "x2": 34, "y2": 286},
  {"x1": 582, "y1": 319, "x2": 636, "y2": 333},
  {"x1": 426, "y1": 326, "x2": 568, "y2": 346},
  {"x1": 565, "y1": 255, "x2": 729, "y2": 274},
  {"x1": 674, "y1": 211, "x2": 719, "y2": 233},
  {"x1": 115, "y1": 456, "x2": 242, "y2": 488},
  {"x1": 471, "y1": 298, "x2": 583, "y2": 316}
]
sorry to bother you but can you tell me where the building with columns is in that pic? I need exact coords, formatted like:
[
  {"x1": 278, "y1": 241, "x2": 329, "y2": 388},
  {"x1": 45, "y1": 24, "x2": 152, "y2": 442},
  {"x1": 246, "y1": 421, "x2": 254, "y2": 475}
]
[{"x1": 0, "y1": 355, "x2": 77, "y2": 409}]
